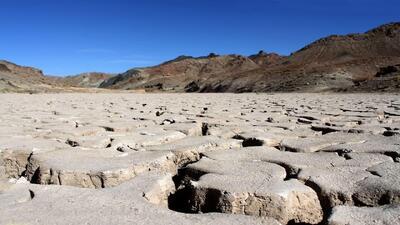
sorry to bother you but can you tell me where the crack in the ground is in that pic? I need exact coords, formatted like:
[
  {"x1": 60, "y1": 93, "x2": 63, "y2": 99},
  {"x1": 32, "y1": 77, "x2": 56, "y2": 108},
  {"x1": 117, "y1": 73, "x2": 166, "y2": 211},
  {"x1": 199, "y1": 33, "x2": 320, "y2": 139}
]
[
  {"x1": 1, "y1": 135, "x2": 398, "y2": 224},
  {"x1": 168, "y1": 168, "x2": 208, "y2": 213},
  {"x1": 302, "y1": 179, "x2": 332, "y2": 224},
  {"x1": 232, "y1": 134, "x2": 264, "y2": 147},
  {"x1": 166, "y1": 158, "x2": 326, "y2": 225},
  {"x1": 336, "y1": 151, "x2": 352, "y2": 160},
  {"x1": 166, "y1": 155, "x2": 400, "y2": 225},
  {"x1": 260, "y1": 160, "x2": 300, "y2": 181},
  {"x1": 310, "y1": 126, "x2": 338, "y2": 135},
  {"x1": 28, "y1": 189, "x2": 35, "y2": 199},
  {"x1": 384, "y1": 151, "x2": 400, "y2": 162},
  {"x1": 201, "y1": 122, "x2": 209, "y2": 136},
  {"x1": 1, "y1": 146, "x2": 204, "y2": 190},
  {"x1": 65, "y1": 139, "x2": 79, "y2": 147},
  {"x1": 100, "y1": 126, "x2": 115, "y2": 132},
  {"x1": 0, "y1": 151, "x2": 33, "y2": 179}
]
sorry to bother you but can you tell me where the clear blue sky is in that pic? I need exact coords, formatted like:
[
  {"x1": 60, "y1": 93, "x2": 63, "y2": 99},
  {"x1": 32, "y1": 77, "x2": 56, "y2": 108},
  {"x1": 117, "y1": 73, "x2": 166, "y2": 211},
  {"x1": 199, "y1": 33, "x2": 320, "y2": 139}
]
[{"x1": 0, "y1": 0, "x2": 398, "y2": 76}]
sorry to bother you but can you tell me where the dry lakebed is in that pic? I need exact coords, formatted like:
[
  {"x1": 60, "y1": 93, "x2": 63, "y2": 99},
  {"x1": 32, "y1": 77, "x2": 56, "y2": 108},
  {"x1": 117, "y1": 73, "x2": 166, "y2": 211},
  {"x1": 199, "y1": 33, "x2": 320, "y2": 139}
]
[{"x1": 0, "y1": 93, "x2": 399, "y2": 225}]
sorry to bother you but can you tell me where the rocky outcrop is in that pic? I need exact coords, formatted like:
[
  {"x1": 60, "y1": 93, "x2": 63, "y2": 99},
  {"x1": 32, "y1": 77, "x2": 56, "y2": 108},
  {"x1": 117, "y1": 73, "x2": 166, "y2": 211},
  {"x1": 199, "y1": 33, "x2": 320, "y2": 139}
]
[{"x1": 249, "y1": 50, "x2": 285, "y2": 65}]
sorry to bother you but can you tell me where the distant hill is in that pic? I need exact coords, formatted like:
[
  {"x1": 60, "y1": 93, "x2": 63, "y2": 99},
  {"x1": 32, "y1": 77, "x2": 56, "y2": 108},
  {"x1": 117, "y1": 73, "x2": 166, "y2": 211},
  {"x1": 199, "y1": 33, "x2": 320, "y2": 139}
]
[
  {"x1": 0, "y1": 60, "x2": 44, "y2": 77},
  {"x1": 56, "y1": 72, "x2": 114, "y2": 88},
  {"x1": 1, "y1": 22, "x2": 399, "y2": 93},
  {"x1": 248, "y1": 51, "x2": 286, "y2": 66},
  {"x1": 0, "y1": 61, "x2": 114, "y2": 93},
  {"x1": 0, "y1": 60, "x2": 57, "y2": 93},
  {"x1": 100, "y1": 22, "x2": 400, "y2": 92},
  {"x1": 99, "y1": 53, "x2": 260, "y2": 91}
]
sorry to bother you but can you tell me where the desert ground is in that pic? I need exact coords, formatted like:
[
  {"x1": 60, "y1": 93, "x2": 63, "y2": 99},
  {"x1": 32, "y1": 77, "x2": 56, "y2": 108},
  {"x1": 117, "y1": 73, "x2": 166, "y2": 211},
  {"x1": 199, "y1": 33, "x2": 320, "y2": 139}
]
[{"x1": 0, "y1": 93, "x2": 399, "y2": 225}]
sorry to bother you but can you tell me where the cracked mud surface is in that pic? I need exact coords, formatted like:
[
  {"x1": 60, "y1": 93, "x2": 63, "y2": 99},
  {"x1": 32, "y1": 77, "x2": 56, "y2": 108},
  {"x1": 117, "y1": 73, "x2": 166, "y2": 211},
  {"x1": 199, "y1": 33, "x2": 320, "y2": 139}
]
[{"x1": 0, "y1": 93, "x2": 399, "y2": 225}]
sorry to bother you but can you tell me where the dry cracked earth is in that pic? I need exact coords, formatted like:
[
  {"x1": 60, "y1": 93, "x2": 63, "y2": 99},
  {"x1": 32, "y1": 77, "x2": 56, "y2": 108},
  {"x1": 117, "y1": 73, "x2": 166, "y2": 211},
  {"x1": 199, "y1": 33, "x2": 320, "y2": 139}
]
[{"x1": 0, "y1": 93, "x2": 399, "y2": 225}]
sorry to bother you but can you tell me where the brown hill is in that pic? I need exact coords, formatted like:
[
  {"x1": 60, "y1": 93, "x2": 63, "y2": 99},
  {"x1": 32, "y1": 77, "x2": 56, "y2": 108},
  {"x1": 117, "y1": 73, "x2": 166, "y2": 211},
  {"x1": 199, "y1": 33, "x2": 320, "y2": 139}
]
[
  {"x1": 291, "y1": 23, "x2": 400, "y2": 64},
  {"x1": 0, "y1": 61, "x2": 114, "y2": 93},
  {"x1": 0, "y1": 60, "x2": 44, "y2": 77},
  {"x1": 99, "y1": 54, "x2": 260, "y2": 91},
  {"x1": 56, "y1": 72, "x2": 114, "y2": 88},
  {"x1": 1, "y1": 22, "x2": 399, "y2": 93},
  {"x1": 249, "y1": 51, "x2": 286, "y2": 65},
  {"x1": 100, "y1": 22, "x2": 400, "y2": 92},
  {"x1": 244, "y1": 22, "x2": 400, "y2": 92},
  {"x1": 0, "y1": 60, "x2": 57, "y2": 93}
]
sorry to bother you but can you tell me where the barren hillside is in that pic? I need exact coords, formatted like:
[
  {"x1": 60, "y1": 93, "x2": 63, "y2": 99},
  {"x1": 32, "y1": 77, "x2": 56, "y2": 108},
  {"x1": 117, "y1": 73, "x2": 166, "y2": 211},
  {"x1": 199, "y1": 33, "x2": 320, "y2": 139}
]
[{"x1": 100, "y1": 22, "x2": 400, "y2": 92}]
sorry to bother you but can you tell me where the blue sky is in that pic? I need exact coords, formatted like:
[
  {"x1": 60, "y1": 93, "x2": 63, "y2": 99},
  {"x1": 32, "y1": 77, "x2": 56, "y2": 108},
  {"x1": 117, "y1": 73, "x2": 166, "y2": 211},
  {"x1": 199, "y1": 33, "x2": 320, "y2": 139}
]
[{"x1": 0, "y1": 0, "x2": 398, "y2": 76}]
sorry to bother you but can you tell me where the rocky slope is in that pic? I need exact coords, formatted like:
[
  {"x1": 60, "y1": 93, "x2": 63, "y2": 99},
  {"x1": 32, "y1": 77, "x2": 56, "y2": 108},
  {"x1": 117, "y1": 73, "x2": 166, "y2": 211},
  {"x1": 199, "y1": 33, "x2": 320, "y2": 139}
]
[
  {"x1": 1, "y1": 22, "x2": 399, "y2": 93},
  {"x1": 249, "y1": 50, "x2": 286, "y2": 66},
  {"x1": 99, "y1": 53, "x2": 260, "y2": 92},
  {"x1": 0, "y1": 60, "x2": 44, "y2": 77},
  {"x1": 0, "y1": 61, "x2": 115, "y2": 93},
  {"x1": 0, "y1": 60, "x2": 57, "y2": 93},
  {"x1": 56, "y1": 72, "x2": 114, "y2": 88},
  {"x1": 100, "y1": 22, "x2": 400, "y2": 92}
]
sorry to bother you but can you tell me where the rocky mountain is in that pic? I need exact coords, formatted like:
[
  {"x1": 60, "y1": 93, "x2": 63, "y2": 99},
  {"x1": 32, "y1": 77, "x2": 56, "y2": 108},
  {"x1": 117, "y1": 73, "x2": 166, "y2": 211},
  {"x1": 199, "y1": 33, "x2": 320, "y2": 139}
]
[
  {"x1": 1, "y1": 22, "x2": 399, "y2": 93},
  {"x1": 57, "y1": 72, "x2": 114, "y2": 88},
  {"x1": 0, "y1": 61, "x2": 114, "y2": 93},
  {"x1": 248, "y1": 51, "x2": 285, "y2": 66},
  {"x1": 100, "y1": 22, "x2": 400, "y2": 92},
  {"x1": 0, "y1": 60, "x2": 44, "y2": 77},
  {"x1": 0, "y1": 60, "x2": 57, "y2": 93},
  {"x1": 99, "y1": 53, "x2": 260, "y2": 91}
]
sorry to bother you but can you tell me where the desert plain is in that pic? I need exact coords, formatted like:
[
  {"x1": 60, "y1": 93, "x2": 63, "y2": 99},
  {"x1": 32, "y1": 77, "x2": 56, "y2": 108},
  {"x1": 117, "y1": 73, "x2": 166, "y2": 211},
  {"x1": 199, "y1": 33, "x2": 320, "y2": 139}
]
[{"x1": 0, "y1": 93, "x2": 399, "y2": 225}]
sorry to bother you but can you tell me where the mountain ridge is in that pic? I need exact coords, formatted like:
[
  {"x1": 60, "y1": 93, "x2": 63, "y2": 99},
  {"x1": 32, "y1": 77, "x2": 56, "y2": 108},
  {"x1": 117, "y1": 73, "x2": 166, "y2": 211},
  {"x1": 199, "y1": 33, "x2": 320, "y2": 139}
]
[
  {"x1": 98, "y1": 22, "x2": 400, "y2": 92},
  {"x1": 1, "y1": 22, "x2": 399, "y2": 93}
]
